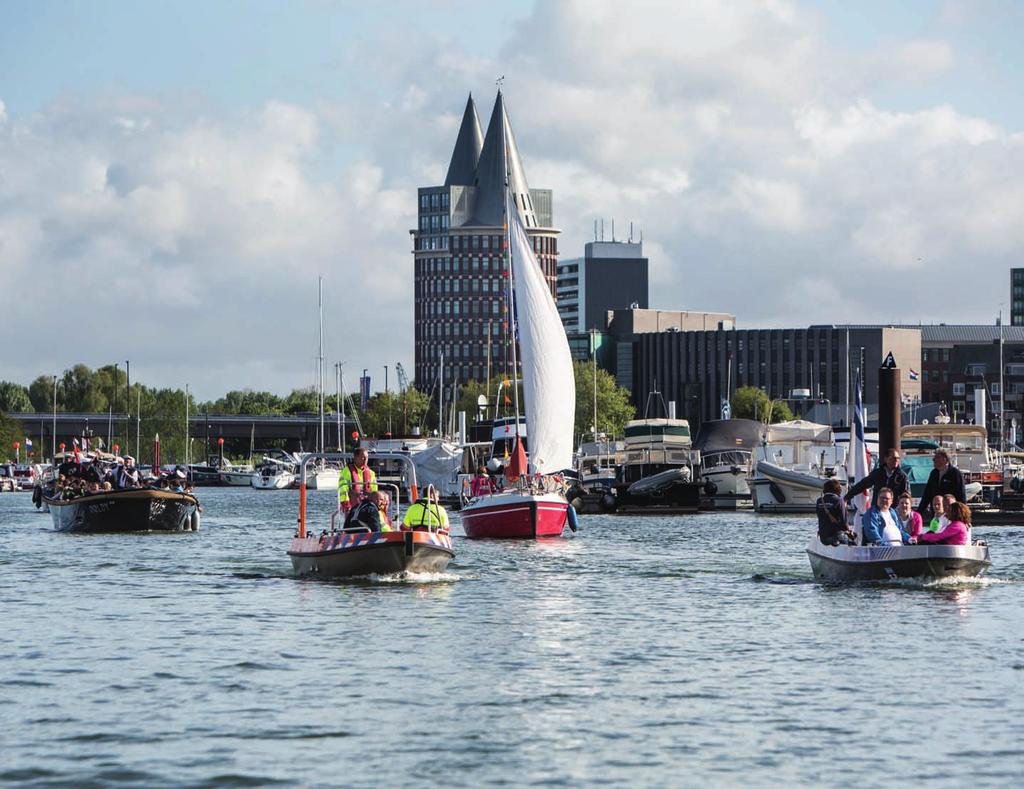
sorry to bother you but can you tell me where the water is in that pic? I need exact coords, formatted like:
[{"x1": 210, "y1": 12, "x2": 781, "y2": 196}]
[{"x1": 2, "y1": 489, "x2": 1023, "y2": 787}]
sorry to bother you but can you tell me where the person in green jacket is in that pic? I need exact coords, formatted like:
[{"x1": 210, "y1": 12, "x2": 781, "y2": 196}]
[
  {"x1": 402, "y1": 487, "x2": 449, "y2": 531},
  {"x1": 338, "y1": 447, "x2": 377, "y2": 513}
]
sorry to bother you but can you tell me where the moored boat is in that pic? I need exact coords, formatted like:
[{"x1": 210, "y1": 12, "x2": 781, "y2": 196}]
[
  {"x1": 806, "y1": 535, "x2": 991, "y2": 582},
  {"x1": 287, "y1": 451, "x2": 453, "y2": 578},
  {"x1": 752, "y1": 420, "x2": 846, "y2": 513}
]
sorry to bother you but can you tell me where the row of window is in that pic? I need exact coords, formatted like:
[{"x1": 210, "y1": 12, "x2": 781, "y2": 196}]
[
  {"x1": 419, "y1": 299, "x2": 503, "y2": 317},
  {"x1": 417, "y1": 364, "x2": 496, "y2": 384},
  {"x1": 418, "y1": 322, "x2": 503, "y2": 339},
  {"x1": 418, "y1": 214, "x2": 451, "y2": 232},
  {"x1": 418, "y1": 192, "x2": 451, "y2": 212},
  {"x1": 419, "y1": 278, "x2": 505, "y2": 296},
  {"x1": 418, "y1": 256, "x2": 505, "y2": 275},
  {"x1": 422, "y1": 343, "x2": 505, "y2": 362}
]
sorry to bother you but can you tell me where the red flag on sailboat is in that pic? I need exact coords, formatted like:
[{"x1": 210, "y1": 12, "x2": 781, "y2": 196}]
[{"x1": 505, "y1": 437, "x2": 527, "y2": 482}]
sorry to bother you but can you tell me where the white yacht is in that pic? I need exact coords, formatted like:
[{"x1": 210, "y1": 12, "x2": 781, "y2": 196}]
[
  {"x1": 219, "y1": 462, "x2": 255, "y2": 486},
  {"x1": 251, "y1": 455, "x2": 297, "y2": 490},
  {"x1": 693, "y1": 419, "x2": 762, "y2": 507},
  {"x1": 575, "y1": 434, "x2": 625, "y2": 493},
  {"x1": 751, "y1": 420, "x2": 847, "y2": 513}
]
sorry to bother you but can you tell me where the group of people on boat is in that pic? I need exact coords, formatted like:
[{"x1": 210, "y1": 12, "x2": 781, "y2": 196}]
[
  {"x1": 334, "y1": 446, "x2": 449, "y2": 533},
  {"x1": 817, "y1": 447, "x2": 972, "y2": 547},
  {"x1": 49, "y1": 454, "x2": 193, "y2": 499}
]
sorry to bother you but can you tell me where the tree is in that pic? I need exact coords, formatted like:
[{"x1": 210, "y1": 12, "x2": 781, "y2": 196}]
[
  {"x1": 730, "y1": 386, "x2": 794, "y2": 423},
  {"x1": 0, "y1": 382, "x2": 32, "y2": 413},
  {"x1": 28, "y1": 376, "x2": 58, "y2": 413},
  {"x1": 61, "y1": 364, "x2": 107, "y2": 413},
  {"x1": 572, "y1": 361, "x2": 636, "y2": 443},
  {"x1": 0, "y1": 411, "x2": 19, "y2": 460}
]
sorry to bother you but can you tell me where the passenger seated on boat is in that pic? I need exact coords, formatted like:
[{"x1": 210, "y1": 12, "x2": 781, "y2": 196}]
[
  {"x1": 470, "y1": 466, "x2": 496, "y2": 497},
  {"x1": 895, "y1": 493, "x2": 923, "y2": 539},
  {"x1": 861, "y1": 488, "x2": 914, "y2": 546},
  {"x1": 924, "y1": 495, "x2": 950, "y2": 533},
  {"x1": 343, "y1": 496, "x2": 386, "y2": 532},
  {"x1": 402, "y1": 487, "x2": 449, "y2": 532},
  {"x1": 815, "y1": 479, "x2": 855, "y2": 546},
  {"x1": 918, "y1": 501, "x2": 971, "y2": 546}
]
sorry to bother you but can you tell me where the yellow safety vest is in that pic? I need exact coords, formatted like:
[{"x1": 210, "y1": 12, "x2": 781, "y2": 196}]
[
  {"x1": 402, "y1": 499, "x2": 449, "y2": 530},
  {"x1": 338, "y1": 463, "x2": 377, "y2": 505}
]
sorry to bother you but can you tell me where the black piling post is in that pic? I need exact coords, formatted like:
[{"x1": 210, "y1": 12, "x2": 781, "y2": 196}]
[{"x1": 878, "y1": 352, "x2": 901, "y2": 461}]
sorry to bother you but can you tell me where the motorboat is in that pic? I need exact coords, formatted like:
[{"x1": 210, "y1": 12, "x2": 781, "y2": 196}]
[
  {"x1": 575, "y1": 434, "x2": 625, "y2": 492},
  {"x1": 608, "y1": 417, "x2": 702, "y2": 514},
  {"x1": 752, "y1": 420, "x2": 846, "y2": 513},
  {"x1": 287, "y1": 452, "x2": 453, "y2": 577},
  {"x1": 460, "y1": 159, "x2": 575, "y2": 539},
  {"x1": 44, "y1": 487, "x2": 200, "y2": 533},
  {"x1": 251, "y1": 454, "x2": 297, "y2": 490},
  {"x1": 806, "y1": 535, "x2": 991, "y2": 582},
  {"x1": 901, "y1": 423, "x2": 999, "y2": 503},
  {"x1": 694, "y1": 419, "x2": 762, "y2": 508},
  {"x1": 218, "y1": 462, "x2": 255, "y2": 486}
]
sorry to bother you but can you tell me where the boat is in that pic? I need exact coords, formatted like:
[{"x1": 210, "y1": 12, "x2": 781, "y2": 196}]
[
  {"x1": 185, "y1": 463, "x2": 222, "y2": 486},
  {"x1": 251, "y1": 454, "x2": 297, "y2": 489},
  {"x1": 900, "y1": 423, "x2": 999, "y2": 503},
  {"x1": 751, "y1": 420, "x2": 846, "y2": 513},
  {"x1": 218, "y1": 462, "x2": 256, "y2": 486},
  {"x1": 459, "y1": 105, "x2": 576, "y2": 539},
  {"x1": 694, "y1": 419, "x2": 762, "y2": 509},
  {"x1": 806, "y1": 536, "x2": 991, "y2": 582},
  {"x1": 287, "y1": 452, "x2": 454, "y2": 577},
  {"x1": 609, "y1": 417, "x2": 702, "y2": 514}
]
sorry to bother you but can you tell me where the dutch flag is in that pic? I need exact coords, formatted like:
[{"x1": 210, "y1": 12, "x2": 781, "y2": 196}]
[{"x1": 909, "y1": 368, "x2": 920, "y2": 381}]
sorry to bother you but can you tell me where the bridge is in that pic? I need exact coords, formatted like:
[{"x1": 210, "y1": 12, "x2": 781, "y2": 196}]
[{"x1": 6, "y1": 412, "x2": 362, "y2": 460}]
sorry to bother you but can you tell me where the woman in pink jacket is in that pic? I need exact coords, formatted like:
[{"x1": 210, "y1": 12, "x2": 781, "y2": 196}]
[{"x1": 918, "y1": 500, "x2": 971, "y2": 546}]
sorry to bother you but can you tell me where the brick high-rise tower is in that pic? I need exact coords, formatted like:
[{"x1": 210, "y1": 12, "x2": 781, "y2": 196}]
[{"x1": 412, "y1": 92, "x2": 559, "y2": 388}]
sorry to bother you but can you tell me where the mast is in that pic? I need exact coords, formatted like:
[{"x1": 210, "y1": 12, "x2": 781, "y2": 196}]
[
  {"x1": 439, "y1": 352, "x2": 444, "y2": 438},
  {"x1": 335, "y1": 362, "x2": 342, "y2": 451},
  {"x1": 500, "y1": 94, "x2": 523, "y2": 444},
  {"x1": 318, "y1": 276, "x2": 325, "y2": 453},
  {"x1": 184, "y1": 383, "x2": 189, "y2": 468},
  {"x1": 1000, "y1": 309, "x2": 1005, "y2": 453},
  {"x1": 51, "y1": 375, "x2": 57, "y2": 462}
]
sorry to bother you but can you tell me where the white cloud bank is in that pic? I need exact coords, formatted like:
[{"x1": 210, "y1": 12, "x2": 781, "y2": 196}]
[{"x1": 2, "y1": 1, "x2": 1023, "y2": 397}]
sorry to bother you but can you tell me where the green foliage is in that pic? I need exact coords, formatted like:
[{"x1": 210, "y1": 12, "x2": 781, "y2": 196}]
[
  {"x1": 730, "y1": 386, "x2": 794, "y2": 423},
  {"x1": 0, "y1": 381, "x2": 32, "y2": 413},
  {"x1": 572, "y1": 361, "x2": 636, "y2": 443},
  {"x1": 0, "y1": 411, "x2": 19, "y2": 459},
  {"x1": 28, "y1": 376, "x2": 57, "y2": 412},
  {"x1": 61, "y1": 364, "x2": 108, "y2": 413},
  {"x1": 204, "y1": 389, "x2": 285, "y2": 415},
  {"x1": 283, "y1": 387, "x2": 321, "y2": 415}
]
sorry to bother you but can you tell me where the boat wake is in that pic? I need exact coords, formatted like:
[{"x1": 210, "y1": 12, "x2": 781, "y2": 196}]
[{"x1": 365, "y1": 570, "x2": 462, "y2": 584}]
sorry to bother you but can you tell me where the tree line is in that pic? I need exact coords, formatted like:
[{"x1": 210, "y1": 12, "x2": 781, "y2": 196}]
[{"x1": 0, "y1": 362, "x2": 637, "y2": 463}]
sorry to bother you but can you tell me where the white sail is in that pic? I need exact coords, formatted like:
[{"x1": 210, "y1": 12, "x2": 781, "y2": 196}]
[{"x1": 509, "y1": 201, "x2": 575, "y2": 472}]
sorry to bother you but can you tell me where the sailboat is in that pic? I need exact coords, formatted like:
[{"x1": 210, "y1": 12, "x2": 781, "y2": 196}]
[
  {"x1": 306, "y1": 277, "x2": 341, "y2": 491},
  {"x1": 460, "y1": 94, "x2": 575, "y2": 538}
]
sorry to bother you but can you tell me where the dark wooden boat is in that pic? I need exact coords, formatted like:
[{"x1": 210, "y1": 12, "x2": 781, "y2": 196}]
[{"x1": 43, "y1": 489, "x2": 200, "y2": 533}]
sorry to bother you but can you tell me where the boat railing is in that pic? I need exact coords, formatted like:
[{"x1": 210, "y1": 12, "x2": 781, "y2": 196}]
[
  {"x1": 329, "y1": 482, "x2": 402, "y2": 532},
  {"x1": 297, "y1": 452, "x2": 419, "y2": 539}
]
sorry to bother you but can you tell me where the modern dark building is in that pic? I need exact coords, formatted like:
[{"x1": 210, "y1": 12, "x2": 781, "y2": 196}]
[
  {"x1": 557, "y1": 240, "x2": 648, "y2": 334},
  {"x1": 631, "y1": 325, "x2": 921, "y2": 428},
  {"x1": 411, "y1": 93, "x2": 558, "y2": 387},
  {"x1": 1012, "y1": 268, "x2": 1024, "y2": 326}
]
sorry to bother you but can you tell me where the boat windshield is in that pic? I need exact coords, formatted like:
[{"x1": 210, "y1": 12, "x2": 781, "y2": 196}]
[{"x1": 901, "y1": 455, "x2": 934, "y2": 484}]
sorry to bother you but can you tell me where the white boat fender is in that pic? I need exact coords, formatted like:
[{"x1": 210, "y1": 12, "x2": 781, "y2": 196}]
[
  {"x1": 769, "y1": 481, "x2": 786, "y2": 504},
  {"x1": 190, "y1": 510, "x2": 201, "y2": 531},
  {"x1": 566, "y1": 503, "x2": 579, "y2": 532}
]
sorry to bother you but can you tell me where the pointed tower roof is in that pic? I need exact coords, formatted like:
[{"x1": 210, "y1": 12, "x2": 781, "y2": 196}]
[
  {"x1": 467, "y1": 91, "x2": 539, "y2": 228},
  {"x1": 444, "y1": 94, "x2": 484, "y2": 187}
]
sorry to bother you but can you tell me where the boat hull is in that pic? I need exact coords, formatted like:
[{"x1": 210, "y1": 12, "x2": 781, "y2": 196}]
[
  {"x1": 252, "y1": 472, "x2": 294, "y2": 489},
  {"x1": 219, "y1": 471, "x2": 253, "y2": 486},
  {"x1": 43, "y1": 489, "x2": 199, "y2": 533},
  {"x1": 806, "y1": 537, "x2": 991, "y2": 582},
  {"x1": 288, "y1": 530, "x2": 454, "y2": 577},
  {"x1": 753, "y1": 461, "x2": 837, "y2": 513},
  {"x1": 460, "y1": 491, "x2": 568, "y2": 539}
]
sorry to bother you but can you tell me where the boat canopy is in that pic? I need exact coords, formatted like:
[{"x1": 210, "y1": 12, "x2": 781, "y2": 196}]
[
  {"x1": 624, "y1": 419, "x2": 691, "y2": 440},
  {"x1": 694, "y1": 419, "x2": 762, "y2": 455},
  {"x1": 764, "y1": 420, "x2": 832, "y2": 444}
]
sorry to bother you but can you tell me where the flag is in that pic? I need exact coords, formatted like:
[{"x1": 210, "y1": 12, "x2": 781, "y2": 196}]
[
  {"x1": 505, "y1": 437, "x2": 528, "y2": 482},
  {"x1": 909, "y1": 368, "x2": 919, "y2": 381},
  {"x1": 24, "y1": 438, "x2": 32, "y2": 449},
  {"x1": 849, "y1": 371, "x2": 872, "y2": 542}
]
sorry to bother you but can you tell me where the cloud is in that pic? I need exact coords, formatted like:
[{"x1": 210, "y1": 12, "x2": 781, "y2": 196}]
[{"x1": 2, "y1": 1, "x2": 1023, "y2": 398}]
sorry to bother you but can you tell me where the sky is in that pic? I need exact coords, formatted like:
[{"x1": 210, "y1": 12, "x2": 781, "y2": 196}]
[{"x1": 2, "y1": 0, "x2": 1024, "y2": 400}]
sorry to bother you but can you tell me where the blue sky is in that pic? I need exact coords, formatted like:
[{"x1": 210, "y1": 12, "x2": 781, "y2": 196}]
[{"x1": 2, "y1": 0, "x2": 1023, "y2": 398}]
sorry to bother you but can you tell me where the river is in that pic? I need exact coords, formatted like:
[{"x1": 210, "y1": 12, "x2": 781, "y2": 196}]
[{"x1": 2, "y1": 488, "x2": 1022, "y2": 787}]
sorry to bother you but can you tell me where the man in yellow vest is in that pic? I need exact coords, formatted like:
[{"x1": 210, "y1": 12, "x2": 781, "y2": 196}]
[
  {"x1": 402, "y1": 487, "x2": 450, "y2": 531},
  {"x1": 338, "y1": 447, "x2": 377, "y2": 513}
]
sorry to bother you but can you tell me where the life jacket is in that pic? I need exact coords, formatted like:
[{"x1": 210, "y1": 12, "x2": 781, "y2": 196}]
[
  {"x1": 402, "y1": 499, "x2": 448, "y2": 531},
  {"x1": 338, "y1": 462, "x2": 376, "y2": 504}
]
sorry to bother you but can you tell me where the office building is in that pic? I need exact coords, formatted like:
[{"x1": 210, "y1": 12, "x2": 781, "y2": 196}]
[
  {"x1": 557, "y1": 239, "x2": 649, "y2": 334},
  {"x1": 411, "y1": 93, "x2": 558, "y2": 386},
  {"x1": 1013, "y1": 268, "x2": 1024, "y2": 326}
]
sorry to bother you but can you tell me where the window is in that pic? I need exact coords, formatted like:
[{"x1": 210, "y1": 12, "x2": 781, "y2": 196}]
[
  {"x1": 922, "y1": 349, "x2": 930, "y2": 362},
  {"x1": 966, "y1": 363, "x2": 987, "y2": 376},
  {"x1": 992, "y1": 383, "x2": 1002, "y2": 396},
  {"x1": 953, "y1": 383, "x2": 965, "y2": 395}
]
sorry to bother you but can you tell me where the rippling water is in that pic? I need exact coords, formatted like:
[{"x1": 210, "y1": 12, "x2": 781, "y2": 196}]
[{"x1": 1, "y1": 488, "x2": 1022, "y2": 787}]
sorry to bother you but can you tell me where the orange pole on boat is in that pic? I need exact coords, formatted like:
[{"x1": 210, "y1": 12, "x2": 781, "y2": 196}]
[
  {"x1": 410, "y1": 484, "x2": 418, "y2": 503},
  {"x1": 299, "y1": 481, "x2": 307, "y2": 538}
]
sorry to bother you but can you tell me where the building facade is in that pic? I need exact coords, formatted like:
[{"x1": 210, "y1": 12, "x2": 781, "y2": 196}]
[
  {"x1": 1013, "y1": 268, "x2": 1024, "y2": 326},
  {"x1": 557, "y1": 240, "x2": 649, "y2": 334},
  {"x1": 631, "y1": 325, "x2": 921, "y2": 428},
  {"x1": 412, "y1": 93, "x2": 559, "y2": 387}
]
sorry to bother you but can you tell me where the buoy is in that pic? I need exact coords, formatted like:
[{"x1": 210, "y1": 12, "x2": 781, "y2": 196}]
[
  {"x1": 566, "y1": 503, "x2": 580, "y2": 532},
  {"x1": 768, "y1": 481, "x2": 786, "y2": 504},
  {"x1": 570, "y1": 496, "x2": 584, "y2": 512},
  {"x1": 32, "y1": 485, "x2": 42, "y2": 509},
  {"x1": 600, "y1": 493, "x2": 617, "y2": 513},
  {"x1": 190, "y1": 510, "x2": 201, "y2": 531}
]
